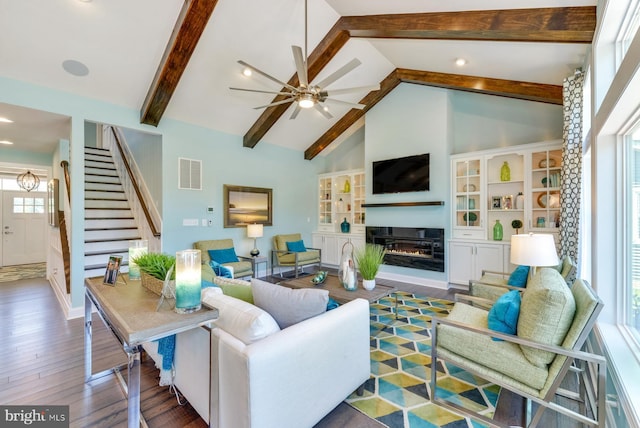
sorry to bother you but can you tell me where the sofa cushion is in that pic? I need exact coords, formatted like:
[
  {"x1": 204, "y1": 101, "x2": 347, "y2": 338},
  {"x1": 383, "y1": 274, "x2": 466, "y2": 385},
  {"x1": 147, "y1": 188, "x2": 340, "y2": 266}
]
[
  {"x1": 220, "y1": 282, "x2": 253, "y2": 304},
  {"x1": 278, "y1": 249, "x2": 320, "y2": 265},
  {"x1": 286, "y1": 239, "x2": 307, "y2": 252},
  {"x1": 517, "y1": 268, "x2": 576, "y2": 367},
  {"x1": 251, "y1": 278, "x2": 329, "y2": 329},
  {"x1": 208, "y1": 248, "x2": 239, "y2": 264},
  {"x1": 507, "y1": 265, "x2": 530, "y2": 287},
  {"x1": 487, "y1": 290, "x2": 521, "y2": 340},
  {"x1": 201, "y1": 288, "x2": 280, "y2": 344}
]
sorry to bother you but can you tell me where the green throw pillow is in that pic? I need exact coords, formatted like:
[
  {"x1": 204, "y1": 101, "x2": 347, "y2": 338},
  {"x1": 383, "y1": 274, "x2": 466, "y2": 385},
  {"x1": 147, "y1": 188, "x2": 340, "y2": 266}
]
[{"x1": 220, "y1": 283, "x2": 253, "y2": 304}]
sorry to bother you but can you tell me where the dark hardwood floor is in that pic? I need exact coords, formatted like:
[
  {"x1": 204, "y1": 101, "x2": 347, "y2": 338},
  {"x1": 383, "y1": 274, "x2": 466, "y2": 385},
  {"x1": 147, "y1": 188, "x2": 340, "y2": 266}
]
[{"x1": 0, "y1": 274, "x2": 578, "y2": 427}]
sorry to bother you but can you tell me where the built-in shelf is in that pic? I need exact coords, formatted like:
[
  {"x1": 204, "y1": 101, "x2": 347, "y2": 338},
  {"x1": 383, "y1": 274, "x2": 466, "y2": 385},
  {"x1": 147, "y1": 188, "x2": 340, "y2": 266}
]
[{"x1": 361, "y1": 201, "x2": 445, "y2": 208}]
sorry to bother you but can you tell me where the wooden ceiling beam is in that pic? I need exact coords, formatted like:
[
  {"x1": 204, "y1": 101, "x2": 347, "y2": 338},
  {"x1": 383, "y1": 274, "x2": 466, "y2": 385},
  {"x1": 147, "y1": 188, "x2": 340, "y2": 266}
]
[
  {"x1": 303, "y1": 69, "x2": 562, "y2": 160},
  {"x1": 304, "y1": 70, "x2": 402, "y2": 160},
  {"x1": 140, "y1": 0, "x2": 218, "y2": 127},
  {"x1": 342, "y1": 7, "x2": 595, "y2": 42},
  {"x1": 245, "y1": 7, "x2": 594, "y2": 152}
]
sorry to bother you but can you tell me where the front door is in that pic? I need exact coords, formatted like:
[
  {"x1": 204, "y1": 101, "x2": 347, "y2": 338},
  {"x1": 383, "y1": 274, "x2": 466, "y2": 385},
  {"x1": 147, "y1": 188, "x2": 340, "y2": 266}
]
[{"x1": 2, "y1": 191, "x2": 46, "y2": 266}]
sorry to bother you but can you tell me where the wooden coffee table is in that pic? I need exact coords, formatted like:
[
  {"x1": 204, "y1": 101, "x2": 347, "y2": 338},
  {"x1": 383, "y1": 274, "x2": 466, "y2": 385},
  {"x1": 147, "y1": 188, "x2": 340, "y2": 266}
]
[{"x1": 280, "y1": 273, "x2": 397, "y2": 304}]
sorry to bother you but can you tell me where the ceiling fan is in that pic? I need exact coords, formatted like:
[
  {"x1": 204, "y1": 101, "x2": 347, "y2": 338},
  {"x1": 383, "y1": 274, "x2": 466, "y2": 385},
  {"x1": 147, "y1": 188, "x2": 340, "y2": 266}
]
[{"x1": 230, "y1": 0, "x2": 379, "y2": 120}]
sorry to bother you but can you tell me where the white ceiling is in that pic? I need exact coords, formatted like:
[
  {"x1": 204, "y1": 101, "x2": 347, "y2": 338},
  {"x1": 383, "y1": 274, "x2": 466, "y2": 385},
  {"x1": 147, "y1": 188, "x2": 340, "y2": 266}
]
[{"x1": 0, "y1": 0, "x2": 593, "y2": 156}]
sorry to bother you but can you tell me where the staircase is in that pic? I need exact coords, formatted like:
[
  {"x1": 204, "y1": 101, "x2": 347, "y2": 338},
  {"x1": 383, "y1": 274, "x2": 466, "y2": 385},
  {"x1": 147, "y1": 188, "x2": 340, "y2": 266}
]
[{"x1": 84, "y1": 147, "x2": 142, "y2": 278}]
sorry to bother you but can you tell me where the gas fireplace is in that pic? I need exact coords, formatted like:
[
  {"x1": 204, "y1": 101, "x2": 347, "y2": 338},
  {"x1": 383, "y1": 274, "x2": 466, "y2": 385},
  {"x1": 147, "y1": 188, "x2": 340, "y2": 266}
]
[{"x1": 365, "y1": 227, "x2": 445, "y2": 272}]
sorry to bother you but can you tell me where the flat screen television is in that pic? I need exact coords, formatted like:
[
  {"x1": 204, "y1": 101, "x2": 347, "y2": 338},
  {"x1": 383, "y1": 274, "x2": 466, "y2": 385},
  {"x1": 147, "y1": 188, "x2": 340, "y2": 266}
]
[{"x1": 372, "y1": 153, "x2": 430, "y2": 194}]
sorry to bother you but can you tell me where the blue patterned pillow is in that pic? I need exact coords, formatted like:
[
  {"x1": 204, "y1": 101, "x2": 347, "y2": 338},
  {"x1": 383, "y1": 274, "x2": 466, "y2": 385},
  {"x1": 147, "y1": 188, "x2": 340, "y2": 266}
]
[
  {"x1": 286, "y1": 240, "x2": 307, "y2": 252},
  {"x1": 208, "y1": 248, "x2": 239, "y2": 264},
  {"x1": 487, "y1": 290, "x2": 521, "y2": 341},
  {"x1": 507, "y1": 265, "x2": 530, "y2": 287}
]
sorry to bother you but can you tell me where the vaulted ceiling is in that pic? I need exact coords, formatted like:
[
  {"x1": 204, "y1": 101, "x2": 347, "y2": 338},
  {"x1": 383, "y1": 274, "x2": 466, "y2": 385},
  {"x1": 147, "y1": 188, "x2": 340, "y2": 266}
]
[{"x1": 0, "y1": 0, "x2": 595, "y2": 159}]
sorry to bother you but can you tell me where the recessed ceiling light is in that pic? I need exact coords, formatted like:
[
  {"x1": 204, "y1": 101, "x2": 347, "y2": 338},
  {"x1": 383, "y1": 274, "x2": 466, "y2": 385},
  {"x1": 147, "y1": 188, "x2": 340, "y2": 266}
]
[
  {"x1": 0, "y1": 140, "x2": 14, "y2": 145},
  {"x1": 455, "y1": 58, "x2": 467, "y2": 66},
  {"x1": 0, "y1": 117, "x2": 13, "y2": 123},
  {"x1": 242, "y1": 67, "x2": 252, "y2": 77},
  {"x1": 62, "y1": 59, "x2": 89, "y2": 77}
]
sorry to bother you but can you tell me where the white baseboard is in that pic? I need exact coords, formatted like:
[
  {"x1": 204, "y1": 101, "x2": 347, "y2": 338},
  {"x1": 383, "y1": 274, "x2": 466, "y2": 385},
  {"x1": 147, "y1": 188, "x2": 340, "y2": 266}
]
[
  {"x1": 48, "y1": 274, "x2": 85, "y2": 319},
  {"x1": 375, "y1": 271, "x2": 449, "y2": 290}
]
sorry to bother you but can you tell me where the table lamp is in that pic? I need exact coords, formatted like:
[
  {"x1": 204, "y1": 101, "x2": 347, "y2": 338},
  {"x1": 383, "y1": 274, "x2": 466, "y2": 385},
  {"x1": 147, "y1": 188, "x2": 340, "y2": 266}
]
[
  {"x1": 510, "y1": 233, "x2": 559, "y2": 279},
  {"x1": 247, "y1": 223, "x2": 263, "y2": 257}
]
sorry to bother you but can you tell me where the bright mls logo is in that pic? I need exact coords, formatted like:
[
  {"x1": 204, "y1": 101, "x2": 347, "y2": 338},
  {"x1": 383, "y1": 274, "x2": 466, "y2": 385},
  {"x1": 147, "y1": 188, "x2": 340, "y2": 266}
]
[{"x1": 1, "y1": 406, "x2": 69, "y2": 427}]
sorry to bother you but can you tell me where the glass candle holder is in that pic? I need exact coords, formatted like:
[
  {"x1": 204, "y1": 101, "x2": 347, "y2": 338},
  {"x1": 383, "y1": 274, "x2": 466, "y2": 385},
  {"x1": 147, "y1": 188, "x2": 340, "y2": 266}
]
[
  {"x1": 128, "y1": 239, "x2": 148, "y2": 280},
  {"x1": 175, "y1": 249, "x2": 201, "y2": 314}
]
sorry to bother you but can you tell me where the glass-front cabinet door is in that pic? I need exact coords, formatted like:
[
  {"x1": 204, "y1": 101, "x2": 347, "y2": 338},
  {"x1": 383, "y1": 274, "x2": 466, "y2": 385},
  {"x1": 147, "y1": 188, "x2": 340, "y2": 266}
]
[
  {"x1": 452, "y1": 157, "x2": 484, "y2": 239},
  {"x1": 318, "y1": 176, "x2": 333, "y2": 231},
  {"x1": 530, "y1": 149, "x2": 562, "y2": 231},
  {"x1": 351, "y1": 172, "x2": 365, "y2": 232}
]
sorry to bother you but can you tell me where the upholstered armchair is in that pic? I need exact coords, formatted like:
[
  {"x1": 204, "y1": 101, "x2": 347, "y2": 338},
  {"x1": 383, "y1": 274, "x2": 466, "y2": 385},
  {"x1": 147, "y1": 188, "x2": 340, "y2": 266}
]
[
  {"x1": 432, "y1": 269, "x2": 605, "y2": 427},
  {"x1": 271, "y1": 233, "x2": 321, "y2": 278},
  {"x1": 194, "y1": 239, "x2": 253, "y2": 281},
  {"x1": 469, "y1": 255, "x2": 576, "y2": 302}
]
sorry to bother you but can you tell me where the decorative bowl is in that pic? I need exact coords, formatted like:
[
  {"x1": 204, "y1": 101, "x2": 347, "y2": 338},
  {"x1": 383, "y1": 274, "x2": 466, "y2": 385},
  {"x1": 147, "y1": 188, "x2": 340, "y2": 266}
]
[{"x1": 311, "y1": 271, "x2": 328, "y2": 285}]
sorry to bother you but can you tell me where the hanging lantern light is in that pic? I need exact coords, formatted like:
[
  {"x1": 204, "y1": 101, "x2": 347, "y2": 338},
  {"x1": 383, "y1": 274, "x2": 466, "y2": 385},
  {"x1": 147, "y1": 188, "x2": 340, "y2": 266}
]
[{"x1": 17, "y1": 170, "x2": 40, "y2": 192}]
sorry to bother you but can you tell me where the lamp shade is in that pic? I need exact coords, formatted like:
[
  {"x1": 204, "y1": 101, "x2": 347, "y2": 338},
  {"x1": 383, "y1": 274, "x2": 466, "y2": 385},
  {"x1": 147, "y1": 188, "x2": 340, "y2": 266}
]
[
  {"x1": 510, "y1": 233, "x2": 559, "y2": 267},
  {"x1": 247, "y1": 223, "x2": 264, "y2": 238}
]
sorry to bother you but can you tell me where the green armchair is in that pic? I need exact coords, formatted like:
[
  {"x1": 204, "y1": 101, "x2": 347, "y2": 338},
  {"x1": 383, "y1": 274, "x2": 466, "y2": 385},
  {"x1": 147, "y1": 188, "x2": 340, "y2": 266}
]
[
  {"x1": 470, "y1": 255, "x2": 576, "y2": 302},
  {"x1": 432, "y1": 269, "x2": 605, "y2": 427},
  {"x1": 271, "y1": 233, "x2": 321, "y2": 278},
  {"x1": 194, "y1": 239, "x2": 253, "y2": 281}
]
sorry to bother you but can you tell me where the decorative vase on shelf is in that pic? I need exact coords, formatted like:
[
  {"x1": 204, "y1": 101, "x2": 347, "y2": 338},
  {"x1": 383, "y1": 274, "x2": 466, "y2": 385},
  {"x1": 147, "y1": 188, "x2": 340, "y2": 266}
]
[
  {"x1": 341, "y1": 218, "x2": 350, "y2": 233},
  {"x1": 493, "y1": 220, "x2": 503, "y2": 241},
  {"x1": 500, "y1": 161, "x2": 511, "y2": 182},
  {"x1": 515, "y1": 192, "x2": 524, "y2": 210},
  {"x1": 343, "y1": 179, "x2": 350, "y2": 193}
]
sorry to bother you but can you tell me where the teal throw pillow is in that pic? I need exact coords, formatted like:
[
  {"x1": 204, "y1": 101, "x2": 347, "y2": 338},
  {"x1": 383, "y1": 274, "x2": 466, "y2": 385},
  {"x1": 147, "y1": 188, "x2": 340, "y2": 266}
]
[
  {"x1": 327, "y1": 297, "x2": 339, "y2": 311},
  {"x1": 201, "y1": 279, "x2": 217, "y2": 288},
  {"x1": 209, "y1": 260, "x2": 233, "y2": 278},
  {"x1": 507, "y1": 265, "x2": 530, "y2": 287},
  {"x1": 487, "y1": 290, "x2": 521, "y2": 341},
  {"x1": 208, "y1": 248, "x2": 239, "y2": 264},
  {"x1": 286, "y1": 240, "x2": 307, "y2": 252}
]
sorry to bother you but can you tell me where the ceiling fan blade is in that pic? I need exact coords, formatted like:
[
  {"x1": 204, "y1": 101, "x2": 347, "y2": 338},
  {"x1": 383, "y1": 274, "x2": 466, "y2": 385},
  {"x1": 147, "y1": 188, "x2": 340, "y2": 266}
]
[
  {"x1": 238, "y1": 60, "x2": 298, "y2": 92},
  {"x1": 323, "y1": 84, "x2": 380, "y2": 97},
  {"x1": 291, "y1": 46, "x2": 308, "y2": 87},
  {"x1": 315, "y1": 58, "x2": 362, "y2": 89},
  {"x1": 253, "y1": 97, "x2": 295, "y2": 110},
  {"x1": 230, "y1": 87, "x2": 292, "y2": 96},
  {"x1": 289, "y1": 104, "x2": 302, "y2": 120},
  {"x1": 323, "y1": 98, "x2": 366, "y2": 109},
  {"x1": 314, "y1": 103, "x2": 333, "y2": 119}
]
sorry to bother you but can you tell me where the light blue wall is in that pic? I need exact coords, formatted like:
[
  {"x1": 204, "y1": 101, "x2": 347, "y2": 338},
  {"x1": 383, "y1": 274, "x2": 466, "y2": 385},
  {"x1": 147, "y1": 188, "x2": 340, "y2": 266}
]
[
  {"x1": 450, "y1": 91, "x2": 563, "y2": 154},
  {"x1": 0, "y1": 148, "x2": 52, "y2": 165},
  {"x1": 365, "y1": 84, "x2": 452, "y2": 282},
  {"x1": 120, "y1": 127, "x2": 163, "y2": 214},
  {"x1": 0, "y1": 76, "x2": 324, "y2": 309},
  {"x1": 321, "y1": 127, "x2": 365, "y2": 173}
]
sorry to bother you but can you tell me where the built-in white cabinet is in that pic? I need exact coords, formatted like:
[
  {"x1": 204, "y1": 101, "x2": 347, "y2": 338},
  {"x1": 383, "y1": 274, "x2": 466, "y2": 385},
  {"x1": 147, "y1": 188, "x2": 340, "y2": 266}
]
[
  {"x1": 449, "y1": 140, "x2": 562, "y2": 286},
  {"x1": 317, "y1": 169, "x2": 365, "y2": 234},
  {"x1": 448, "y1": 240, "x2": 507, "y2": 285},
  {"x1": 451, "y1": 140, "x2": 562, "y2": 241},
  {"x1": 312, "y1": 232, "x2": 365, "y2": 266}
]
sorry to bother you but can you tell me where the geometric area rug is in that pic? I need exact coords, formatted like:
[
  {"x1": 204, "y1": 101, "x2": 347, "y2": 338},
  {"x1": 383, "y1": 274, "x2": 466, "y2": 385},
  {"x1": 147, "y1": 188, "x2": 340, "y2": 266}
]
[
  {"x1": 0, "y1": 262, "x2": 46, "y2": 283},
  {"x1": 346, "y1": 292, "x2": 501, "y2": 428}
]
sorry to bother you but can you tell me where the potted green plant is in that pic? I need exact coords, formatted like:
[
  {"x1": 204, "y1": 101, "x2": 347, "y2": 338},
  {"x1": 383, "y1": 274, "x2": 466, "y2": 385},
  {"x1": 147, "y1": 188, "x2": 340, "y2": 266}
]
[
  {"x1": 354, "y1": 244, "x2": 386, "y2": 290},
  {"x1": 130, "y1": 252, "x2": 176, "y2": 296},
  {"x1": 463, "y1": 212, "x2": 477, "y2": 226}
]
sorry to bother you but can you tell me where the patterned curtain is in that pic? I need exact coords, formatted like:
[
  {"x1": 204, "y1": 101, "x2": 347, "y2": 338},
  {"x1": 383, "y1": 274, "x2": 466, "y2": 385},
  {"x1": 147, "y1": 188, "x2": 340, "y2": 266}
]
[{"x1": 559, "y1": 71, "x2": 584, "y2": 264}]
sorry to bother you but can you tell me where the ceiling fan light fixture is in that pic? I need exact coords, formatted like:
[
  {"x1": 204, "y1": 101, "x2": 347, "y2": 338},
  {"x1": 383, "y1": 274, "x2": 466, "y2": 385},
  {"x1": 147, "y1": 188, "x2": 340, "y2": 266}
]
[
  {"x1": 242, "y1": 67, "x2": 252, "y2": 77},
  {"x1": 455, "y1": 58, "x2": 467, "y2": 66},
  {"x1": 298, "y1": 94, "x2": 315, "y2": 109}
]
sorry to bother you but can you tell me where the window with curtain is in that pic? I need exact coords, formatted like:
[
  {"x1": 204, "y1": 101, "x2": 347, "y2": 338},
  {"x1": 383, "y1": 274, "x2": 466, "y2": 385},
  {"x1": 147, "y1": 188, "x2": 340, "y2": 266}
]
[{"x1": 626, "y1": 126, "x2": 640, "y2": 342}]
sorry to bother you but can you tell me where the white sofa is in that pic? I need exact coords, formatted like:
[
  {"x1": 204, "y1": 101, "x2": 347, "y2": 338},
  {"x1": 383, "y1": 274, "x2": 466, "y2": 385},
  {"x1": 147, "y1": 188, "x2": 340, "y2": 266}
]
[{"x1": 144, "y1": 282, "x2": 370, "y2": 428}]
